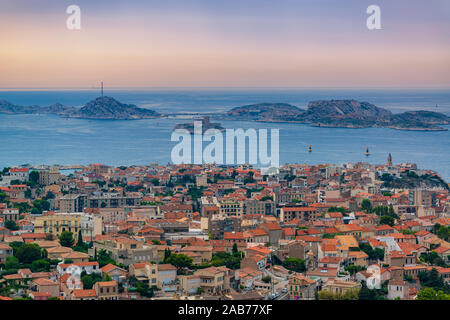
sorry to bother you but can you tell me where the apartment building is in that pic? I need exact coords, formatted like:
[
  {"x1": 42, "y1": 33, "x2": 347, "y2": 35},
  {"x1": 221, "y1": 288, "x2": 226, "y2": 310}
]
[
  {"x1": 34, "y1": 213, "x2": 102, "y2": 240},
  {"x1": 280, "y1": 206, "x2": 319, "y2": 223}
]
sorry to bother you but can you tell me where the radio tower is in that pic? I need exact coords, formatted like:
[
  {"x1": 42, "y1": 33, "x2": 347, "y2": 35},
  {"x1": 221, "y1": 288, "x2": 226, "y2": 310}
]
[{"x1": 101, "y1": 81, "x2": 104, "y2": 98}]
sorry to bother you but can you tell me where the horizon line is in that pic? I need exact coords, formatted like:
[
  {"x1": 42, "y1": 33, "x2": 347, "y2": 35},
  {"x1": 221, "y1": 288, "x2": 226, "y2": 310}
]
[{"x1": 0, "y1": 86, "x2": 449, "y2": 91}]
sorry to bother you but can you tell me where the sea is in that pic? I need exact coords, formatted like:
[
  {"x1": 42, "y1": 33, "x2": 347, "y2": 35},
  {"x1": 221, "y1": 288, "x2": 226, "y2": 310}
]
[{"x1": 0, "y1": 88, "x2": 449, "y2": 181}]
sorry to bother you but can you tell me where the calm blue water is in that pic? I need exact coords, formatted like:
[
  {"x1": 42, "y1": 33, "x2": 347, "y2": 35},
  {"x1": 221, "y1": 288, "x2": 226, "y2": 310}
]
[{"x1": 0, "y1": 89, "x2": 449, "y2": 180}]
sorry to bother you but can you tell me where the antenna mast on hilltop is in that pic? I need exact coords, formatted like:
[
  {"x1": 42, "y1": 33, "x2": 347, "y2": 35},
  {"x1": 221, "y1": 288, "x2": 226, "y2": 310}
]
[{"x1": 101, "y1": 81, "x2": 104, "y2": 98}]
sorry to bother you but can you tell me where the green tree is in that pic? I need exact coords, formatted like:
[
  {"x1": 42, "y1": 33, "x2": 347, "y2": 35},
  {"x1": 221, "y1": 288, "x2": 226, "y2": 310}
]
[
  {"x1": 5, "y1": 220, "x2": 19, "y2": 231},
  {"x1": 361, "y1": 199, "x2": 372, "y2": 213},
  {"x1": 318, "y1": 288, "x2": 359, "y2": 300},
  {"x1": 345, "y1": 264, "x2": 366, "y2": 275},
  {"x1": 29, "y1": 171, "x2": 40, "y2": 185},
  {"x1": 31, "y1": 199, "x2": 50, "y2": 214},
  {"x1": 420, "y1": 251, "x2": 447, "y2": 268},
  {"x1": 0, "y1": 191, "x2": 8, "y2": 203},
  {"x1": 96, "y1": 249, "x2": 116, "y2": 267},
  {"x1": 358, "y1": 282, "x2": 376, "y2": 300},
  {"x1": 327, "y1": 206, "x2": 348, "y2": 214},
  {"x1": 31, "y1": 259, "x2": 50, "y2": 272},
  {"x1": 379, "y1": 215, "x2": 395, "y2": 227},
  {"x1": 232, "y1": 243, "x2": 238, "y2": 255},
  {"x1": 210, "y1": 251, "x2": 242, "y2": 270},
  {"x1": 76, "y1": 230, "x2": 84, "y2": 247},
  {"x1": 359, "y1": 243, "x2": 384, "y2": 261},
  {"x1": 59, "y1": 231, "x2": 75, "y2": 247},
  {"x1": 418, "y1": 268, "x2": 449, "y2": 293},
  {"x1": 163, "y1": 248, "x2": 171, "y2": 263},
  {"x1": 166, "y1": 253, "x2": 193, "y2": 271},
  {"x1": 16, "y1": 243, "x2": 42, "y2": 264},
  {"x1": 81, "y1": 272, "x2": 103, "y2": 289},
  {"x1": 282, "y1": 258, "x2": 306, "y2": 273},
  {"x1": 417, "y1": 287, "x2": 450, "y2": 300},
  {"x1": 24, "y1": 189, "x2": 32, "y2": 199},
  {"x1": 5, "y1": 256, "x2": 20, "y2": 270}
]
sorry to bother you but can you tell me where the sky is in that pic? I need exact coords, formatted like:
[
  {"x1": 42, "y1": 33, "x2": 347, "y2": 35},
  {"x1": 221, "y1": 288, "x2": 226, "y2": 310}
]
[{"x1": 0, "y1": 0, "x2": 449, "y2": 88}]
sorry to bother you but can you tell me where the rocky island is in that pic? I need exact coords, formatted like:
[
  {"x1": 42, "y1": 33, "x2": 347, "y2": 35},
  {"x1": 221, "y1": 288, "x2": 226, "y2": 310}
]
[
  {"x1": 221, "y1": 100, "x2": 450, "y2": 131},
  {"x1": 0, "y1": 96, "x2": 160, "y2": 120},
  {"x1": 69, "y1": 96, "x2": 160, "y2": 120},
  {"x1": 1, "y1": 97, "x2": 448, "y2": 130}
]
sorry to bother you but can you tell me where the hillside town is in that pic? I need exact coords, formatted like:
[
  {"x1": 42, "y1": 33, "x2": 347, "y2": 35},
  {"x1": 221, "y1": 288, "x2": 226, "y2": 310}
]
[{"x1": 0, "y1": 156, "x2": 449, "y2": 301}]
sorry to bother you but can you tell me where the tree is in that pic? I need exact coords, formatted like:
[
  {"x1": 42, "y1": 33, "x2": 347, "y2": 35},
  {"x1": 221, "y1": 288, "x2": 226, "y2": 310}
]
[
  {"x1": 417, "y1": 287, "x2": 450, "y2": 300},
  {"x1": 262, "y1": 276, "x2": 272, "y2": 284},
  {"x1": 359, "y1": 243, "x2": 384, "y2": 261},
  {"x1": 345, "y1": 264, "x2": 365, "y2": 275},
  {"x1": 232, "y1": 243, "x2": 238, "y2": 255},
  {"x1": 379, "y1": 215, "x2": 395, "y2": 227},
  {"x1": 0, "y1": 191, "x2": 8, "y2": 203},
  {"x1": 361, "y1": 199, "x2": 372, "y2": 213},
  {"x1": 163, "y1": 248, "x2": 171, "y2": 263},
  {"x1": 358, "y1": 282, "x2": 376, "y2": 300},
  {"x1": 418, "y1": 268, "x2": 449, "y2": 293},
  {"x1": 96, "y1": 249, "x2": 116, "y2": 267},
  {"x1": 210, "y1": 251, "x2": 242, "y2": 270},
  {"x1": 327, "y1": 206, "x2": 348, "y2": 214},
  {"x1": 31, "y1": 259, "x2": 50, "y2": 272},
  {"x1": 282, "y1": 258, "x2": 306, "y2": 273},
  {"x1": 59, "y1": 231, "x2": 74, "y2": 247},
  {"x1": 166, "y1": 253, "x2": 193, "y2": 271},
  {"x1": 76, "y1": 230, "x2": 84, "y2": 247},
  {"x1": 5, "y1": 220, "x2": 19, "y2": 231},
  {"x1": 29, "y1": 171, "x2": 40, "y2": 185},
  {"x1": 432, "y1": 223, "x2": 450, "y2": 242},
  {"x1": 5, "y1": 256, "x2": 20, "y2": 270},
  {"x1": 16, "y1": 243, "x2": 42, "y2": 264},
  {"x1": 44, "y1": 191, "x2": 55, "y2": 200},
  {"x1": 24, "y1": 189, "x2": 32, "y2": 199},
  {"x1": 74, "y1": 230, "x2": 89, "y2": 253},
  {"x1": 81, "y1": 272, "x2": 103, "y2": 289},
  {"x1": 420, "y1": 251, "x2": 447, "y2": 268},
  {"x1": 318, "y1": 288, "x2": 359, "y2": 300},
  {"x1": 30, "y1": 199, "x2": 50, "y2": 214}
]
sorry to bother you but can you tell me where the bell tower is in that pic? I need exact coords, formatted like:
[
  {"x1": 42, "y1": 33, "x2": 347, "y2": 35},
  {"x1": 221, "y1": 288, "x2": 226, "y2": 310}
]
[{"x1": 387, "y1": 153, "x2": 392, "y2": 167}]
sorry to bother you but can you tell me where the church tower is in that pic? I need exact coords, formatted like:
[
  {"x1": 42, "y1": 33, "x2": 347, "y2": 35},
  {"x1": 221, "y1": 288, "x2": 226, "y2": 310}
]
[{"x1": 387, "y1": 153, "x2": 392, "y2": 167}]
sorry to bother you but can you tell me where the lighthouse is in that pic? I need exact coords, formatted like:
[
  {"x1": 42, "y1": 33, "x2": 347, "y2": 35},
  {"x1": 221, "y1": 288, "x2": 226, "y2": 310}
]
[{"x1": 387, "y1": 153, "x2": 392, "y2": 166}]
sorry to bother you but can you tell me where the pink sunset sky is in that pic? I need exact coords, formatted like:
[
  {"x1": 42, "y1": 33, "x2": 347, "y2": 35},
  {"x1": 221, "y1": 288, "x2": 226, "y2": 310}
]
[{"x1": 0, "y1": 0, "x2": 449, "y2": 88}]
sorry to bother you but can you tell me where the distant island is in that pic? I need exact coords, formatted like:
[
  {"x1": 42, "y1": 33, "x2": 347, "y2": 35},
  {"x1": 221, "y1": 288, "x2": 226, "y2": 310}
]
[
  {"x1": 0, "y1": 96, "x2": 449, "y2": 130},
  {"x1": 220, "y1": 100, "x2": 450, "y2": 131},
  {"x1": 174, "y1": 116, "x2": 225, "y2": 134},
  {"x1": 0, "y1": 96, "x2": 160, "y2": 120}
]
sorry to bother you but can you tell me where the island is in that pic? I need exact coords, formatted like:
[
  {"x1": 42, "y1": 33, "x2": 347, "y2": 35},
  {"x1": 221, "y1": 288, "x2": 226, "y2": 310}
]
[
  {"x1": 221, "y1": 100, "x2": 450, "y2": 131},
  {"x1": 0, "y1": 96, "x2": 160, "y2": 120},
  {"x1": 1, "y1": 97, "x2": 449, "y2": 130},
  {"x1": 173, "y1": 116, "x2": 225, "y2": 134}
]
